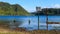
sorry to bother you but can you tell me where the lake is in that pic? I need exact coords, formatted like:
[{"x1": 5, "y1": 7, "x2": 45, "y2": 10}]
[{"x1": 0, "y1": 16, "x2": 60, "y2": 30}]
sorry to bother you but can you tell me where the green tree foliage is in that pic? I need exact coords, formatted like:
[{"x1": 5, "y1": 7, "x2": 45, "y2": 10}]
[
  {"x1": 32, "y1": 8, "x2": 60, "y2": 15},
  {"x1": 0, "y1": 2, "x2": 29, "y2": 16}
]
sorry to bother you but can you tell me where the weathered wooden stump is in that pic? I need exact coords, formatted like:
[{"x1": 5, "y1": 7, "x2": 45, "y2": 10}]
[
  {"x1": 15, "y1": 27, "x2": 26, "y2": 31},
  {"x1": 47, "y1": 22, "x2": 60, "y2": 24}
]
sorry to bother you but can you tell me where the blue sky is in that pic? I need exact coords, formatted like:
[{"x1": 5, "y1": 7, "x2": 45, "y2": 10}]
[{"x1": 0, "y1": 0, "x2": 60, "y2": 12}]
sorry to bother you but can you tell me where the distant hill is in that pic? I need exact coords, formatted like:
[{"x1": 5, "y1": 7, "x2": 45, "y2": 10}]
[
  {"x1": 0, "y1": 2, "x2": 29, "y2": 16},
  {"x1": 31, "y1": 8, "x2": 60, "y2": 15}
]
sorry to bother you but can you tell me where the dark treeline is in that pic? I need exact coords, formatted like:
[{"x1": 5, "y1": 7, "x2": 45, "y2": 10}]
[{"x1": 31, "y1": 8, "x2": 60, "y2": 15}]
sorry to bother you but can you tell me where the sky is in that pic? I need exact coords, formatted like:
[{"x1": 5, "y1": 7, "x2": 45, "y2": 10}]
[{"x1": 0, "y1": 0, "x2": 60, "y2": 12}]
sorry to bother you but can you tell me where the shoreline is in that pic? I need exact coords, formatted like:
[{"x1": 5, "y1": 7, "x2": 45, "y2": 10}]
[
  {"x1": 0, "y1": 25, "x2": 60, "y2": 34},
  {"x1": 0, "y1": 28, "x2": 60, "y2": 34}
]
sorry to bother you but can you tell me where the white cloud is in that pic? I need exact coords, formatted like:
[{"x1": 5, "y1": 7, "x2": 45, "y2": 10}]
[
  {"x1": 43, "y1": 6, "x2": 49, "y2": 8},
  {"x1": 51, "y1": 4, "x2": 60, "y2": 8},
  {"x1": 42, "y1": 4, "x2": 60, "y2": 8}
]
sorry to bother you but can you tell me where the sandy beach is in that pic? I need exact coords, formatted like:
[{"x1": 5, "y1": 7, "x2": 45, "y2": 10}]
[{"x1": 0, "y1": 27, "x2": 60, "y2": 34}]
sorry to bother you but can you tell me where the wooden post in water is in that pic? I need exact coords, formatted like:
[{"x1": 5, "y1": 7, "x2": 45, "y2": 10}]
[
  {"x1": 46, "y1": 8, "x2": 48, "y2": 30},
  {"x1": 38, "y1": 13, "x2": 39, "y2": 30},
  {"x1": 36, "y1": 7, "x2": 41, "y2": 30}
]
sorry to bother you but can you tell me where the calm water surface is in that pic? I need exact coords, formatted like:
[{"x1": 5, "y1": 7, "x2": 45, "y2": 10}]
[{"x1": 0, "y1": 16, "x2": 60, "y2": 30}]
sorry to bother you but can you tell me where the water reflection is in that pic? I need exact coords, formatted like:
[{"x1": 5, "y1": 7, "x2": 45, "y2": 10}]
[{"x1": 0, "y1": 16, "x2": 60, "y2": 30}]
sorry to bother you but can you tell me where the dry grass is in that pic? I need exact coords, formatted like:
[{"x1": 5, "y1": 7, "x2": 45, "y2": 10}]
[
  {"x1": 0, "y1": 29, "x2": 60, "y2": 34},
  {"x1": 0, "y1": 29, "x2": 30, "y2": 34},
  {"x1": 0, "y1": 26, "x2": 60, "y2": 34},
  {"x1": 0, "y1": 27, "x2": 30, "y2": 34}
]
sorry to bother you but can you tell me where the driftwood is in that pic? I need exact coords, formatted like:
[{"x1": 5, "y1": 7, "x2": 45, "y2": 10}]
[
  {"x1": 15, "y1": 27, "x2": 26, "y2": 31},
  {"x1": 47, "y1": 22, "x2": 60, "y2": 24}
]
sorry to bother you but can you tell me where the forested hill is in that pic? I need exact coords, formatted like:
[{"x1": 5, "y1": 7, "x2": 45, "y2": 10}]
[
  {"x1": 0, "y1": 2, "x2": 29, "y2": 16},
  {"x1": 31, "y1": 8, "x2": 60, "y2": 15}
]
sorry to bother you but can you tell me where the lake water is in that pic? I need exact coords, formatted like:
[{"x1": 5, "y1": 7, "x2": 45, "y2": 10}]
[{"x1": 0, "y1": 16, "x2": 60, "y2": 30}]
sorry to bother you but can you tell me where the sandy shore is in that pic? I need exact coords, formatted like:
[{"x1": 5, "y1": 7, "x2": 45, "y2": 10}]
[
  {"x1": 0, "y1": 28, "x2": 60, "y2": 34},
  {"x1": 0, "y1": 26, "x2": 60, "y2": 34}
]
